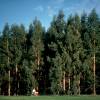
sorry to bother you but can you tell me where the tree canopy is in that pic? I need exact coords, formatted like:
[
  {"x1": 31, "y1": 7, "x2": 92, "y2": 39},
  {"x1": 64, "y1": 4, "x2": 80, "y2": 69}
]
[{"x1": 0, "y1": 9, "x2": 100, "y2": 95}]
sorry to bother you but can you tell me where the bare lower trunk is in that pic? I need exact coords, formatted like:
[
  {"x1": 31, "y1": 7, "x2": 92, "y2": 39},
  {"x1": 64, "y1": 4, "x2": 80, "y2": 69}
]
[
  {"x1": 7, "y1": 39, "x2": 10, "y2": 96},
  {"x1": 73, "y1": 75, "x2": 76, "y2": 95},
  {"x1": 93, "y1": 53, "x2": 96, "y2": 95},
  {"x1": 63, "y1": 71, "x2": 66, "y2": 92},
  {"x1": 8, "y1": 70, "x2": 10, "y2": 96},
  {"x1": 68, "y1": 73, "x2": 70, "y2": 95},
  {"x1": 16, "y1": 64, "x2": 18, "y2": 95},
  {"x1": 78, "y1": 76, "x2": 80, "y2": 95},
  {"x1": 37, "y1": 52, "x2": 40, "y2": 91},
  {"x1": 68, "y1": 74, "x2": 70, "y2": 91},
  {"x1": 93, "y1": 36, "x2": 96, "y2": 95}
]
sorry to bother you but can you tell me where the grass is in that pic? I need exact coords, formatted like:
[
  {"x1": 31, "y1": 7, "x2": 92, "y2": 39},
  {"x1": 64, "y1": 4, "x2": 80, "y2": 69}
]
[{"x1": 0, "y1": 95, "x2": 100, "y2": 100}]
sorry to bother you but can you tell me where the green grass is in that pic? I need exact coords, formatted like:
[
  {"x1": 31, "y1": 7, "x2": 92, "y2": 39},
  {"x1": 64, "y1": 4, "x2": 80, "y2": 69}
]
[{"x1": 0, "y1": 95, "x2": 100, "y2": 100}]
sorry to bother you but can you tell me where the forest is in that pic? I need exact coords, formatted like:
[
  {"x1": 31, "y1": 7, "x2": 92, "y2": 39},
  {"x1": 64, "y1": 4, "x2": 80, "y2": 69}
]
[{"x1": 0, "y1": 9, "x2": 100, "y2": 96}]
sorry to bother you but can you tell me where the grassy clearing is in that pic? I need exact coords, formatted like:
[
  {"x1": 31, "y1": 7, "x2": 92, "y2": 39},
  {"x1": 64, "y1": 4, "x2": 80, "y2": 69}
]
[{"x1": 0, "y1": 95, "x2": 100, "y2": 100}]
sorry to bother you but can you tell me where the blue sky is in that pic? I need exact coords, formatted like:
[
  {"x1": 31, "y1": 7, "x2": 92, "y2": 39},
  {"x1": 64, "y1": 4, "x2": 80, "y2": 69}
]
[{"x1": 0, "y1": 0, "x2": 100, "y2": 31}]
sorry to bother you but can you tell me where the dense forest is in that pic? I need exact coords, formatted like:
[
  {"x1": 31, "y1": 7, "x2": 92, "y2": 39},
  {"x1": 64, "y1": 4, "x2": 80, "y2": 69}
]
[{"x1": 0, "y1": 9, "x2": 100, "y2": 96}]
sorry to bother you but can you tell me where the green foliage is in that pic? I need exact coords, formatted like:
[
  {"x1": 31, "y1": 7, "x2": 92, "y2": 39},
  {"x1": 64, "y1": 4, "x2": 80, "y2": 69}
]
[
  {"x1": 28, "y1": 18, "x2": 44, "y2": 90},
  {"x1": 47, "y1": 10, "x2": 66, "y2": 94},
  {"x1": 49, "y1": 53, "x2": 63, "y2": 94},
  {"x1": 19, "y1": 59, "x2": 33, "y2": 95},
  {"x1": 0, "y1": 9, "x2": 100, "y2": 95}
]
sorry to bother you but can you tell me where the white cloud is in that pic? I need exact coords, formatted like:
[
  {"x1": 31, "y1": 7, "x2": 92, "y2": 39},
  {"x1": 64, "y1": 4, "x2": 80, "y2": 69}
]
[{"x1": 34, "y1": 6, "x2": 44, "y2": 12}]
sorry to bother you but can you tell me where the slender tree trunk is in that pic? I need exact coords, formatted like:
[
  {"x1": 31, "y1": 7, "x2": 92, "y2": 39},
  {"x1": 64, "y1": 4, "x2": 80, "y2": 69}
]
[
  {"x1": 7, "y1": 38, "x2": 10, "y2": 96},
  {"x1": 78, "y1": 74, "x2": 80, "y2": 95},
  {"x1": 16, "y1": 64, "x2": 18, "y2": 95},
  {"x1": 8, "y1": 70, "x2": 10, "y2": 96},
  {"x1": 68, "y1": 73, "x2": 70, "y2": 95},
  {"x1": 14, "y1": 36, "x2": 19, "y2": 95},
  {"x1": 37, "y1": 51, "x2": 40, "y2": 91},
  {"x1": 93, "y1": 53, "x2": 96, "y2": 95},
  {"x1": 73, "y1": 75, "x2": 77, "y2": 95},
  {"x1": 93, "y1": 35, "x2": 96, "y2": 95},
  {"x1": 18, "y1": 72, "x2": 19, "y2": 95},
  {"x1": 8, "y1": 54, "x2": 10, "y2": 96},
  {"x1": 63, "y1": 71, "x2": 66, "y2": 92}
]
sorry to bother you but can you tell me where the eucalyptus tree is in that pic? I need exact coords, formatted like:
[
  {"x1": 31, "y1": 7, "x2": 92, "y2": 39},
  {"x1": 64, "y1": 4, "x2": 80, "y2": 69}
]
[
  {"x1": 80, "y1": 12, "x2": 93, "y2": 94},
  {"x1": 28, "y1": 18, "x2": 44, "y2": 91},
  {"x1": 0, "y1": 23, "x2": 11, "y2": 95},
  {"x1": 66, "y1": 14, "x2": 82, "y2": 95},
  {"x1": 10, "y1": 24, "x2": 27, "y2": 95},
  {"x1": 87, "y1": 9, "x2": 100, "y2": 95},
  {"x1": 47, "y1": 10, "x2": 66, "y2": 94}
]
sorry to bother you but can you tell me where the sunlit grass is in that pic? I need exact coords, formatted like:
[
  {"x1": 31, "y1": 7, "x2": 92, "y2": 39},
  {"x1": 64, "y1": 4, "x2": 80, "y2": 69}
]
[{"x1": 0, "y1": 95, "x2": 100, "y2": 100}]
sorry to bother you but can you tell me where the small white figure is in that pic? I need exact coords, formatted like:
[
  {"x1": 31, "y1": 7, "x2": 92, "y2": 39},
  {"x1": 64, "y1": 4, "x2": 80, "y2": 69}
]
[{"x1": 32, "y1": 88, "x2": 39, "y2": 96}]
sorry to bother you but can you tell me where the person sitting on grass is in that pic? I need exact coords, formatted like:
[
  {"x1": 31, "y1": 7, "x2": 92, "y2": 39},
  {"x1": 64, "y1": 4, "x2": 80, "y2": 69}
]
[{"x1": 32, "y1": 88, "x2": 39, "y2": 96}]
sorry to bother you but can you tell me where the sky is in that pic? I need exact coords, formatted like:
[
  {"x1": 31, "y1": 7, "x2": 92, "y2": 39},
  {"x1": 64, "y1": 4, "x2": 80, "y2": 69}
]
[{"x1": 0, "y1": 0, "x2": 100, "y2": 32}]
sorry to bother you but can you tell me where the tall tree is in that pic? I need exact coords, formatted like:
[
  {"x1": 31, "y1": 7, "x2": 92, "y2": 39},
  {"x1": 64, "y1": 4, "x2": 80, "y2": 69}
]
[
  {"x1": 47, "y1": 10, "x2": 66, "y2": 94},
  {"x1": 87, "y1": 9, "x2": 99, "y2": 95},
  {"x1": 0, "y1": 23, "x2": 11, "y2": 95},
  {"x1": 10, "y1": 24, "x2": 27, "y2": 95},
  {"x1": 28, "y1": 18, "x2": 44, "y2": 92},
  {"x1": 80, "y1": 12, "x2": 93, "y2": 94},
  {"x1": 66, "y1": 14, "x2": 82, "y2": 95}
]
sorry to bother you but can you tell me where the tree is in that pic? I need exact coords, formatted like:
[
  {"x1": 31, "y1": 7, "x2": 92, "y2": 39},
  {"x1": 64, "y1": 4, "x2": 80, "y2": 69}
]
[
  {"x1": 47, "y1": 10, "x2": 66, "y2": 94},
  {"x1": 28, "y1": 18, "x2": 44, "y2": 92},
  {"x1": 0, "y1": 23, "x2": 11, "y2": 95},
  {"x1": 0, "y1": 9, "x2": 100, "y2": 95},
  {"x1": 80, "y1": 12, "x2": 93, "y2": 94},
  {"x1": 87, "y1": 9, "x2": 99, "y2": 95},
  {"x1": 66, "y1": 14, "x2": 82, "y2": 95},
  {"x1": 10, "y1": 24, "x2": 27, "y2": 95},
  {"x1": 96, "y1": 18, "x2": 100, "y2": 94}
]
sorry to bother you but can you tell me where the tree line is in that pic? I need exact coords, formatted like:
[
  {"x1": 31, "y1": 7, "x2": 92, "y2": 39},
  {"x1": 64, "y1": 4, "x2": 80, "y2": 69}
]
[{"x1": 0, "y1": 9, "x2": 100, "y2": 95}]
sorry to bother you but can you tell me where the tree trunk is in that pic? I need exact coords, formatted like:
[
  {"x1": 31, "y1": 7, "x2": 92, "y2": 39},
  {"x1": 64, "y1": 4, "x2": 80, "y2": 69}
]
[
  {"x1": 68, "y1": 73, "x2": 70, "y2": 95},
  {"x1": 8, "y1": 70, "x2": 10, "y2": 96},
  {"x1": 78, "y1": 75, "x2": 80, "y2": 95},
  {"x1": 93, "y1": 35, "x2": 96, "y2": 95},
  {"x1": 63, "y1": 71, "x2": 66, "y2": 92},
  {"x1": 7, "y1": 38, "x2": 10, "y2": 96},
  {"x1": 37, "y1": 51, "x2": 40, "y2": 91},
  {"x1": 73, "y1": 75, "x2": 77, "y2": 95},
  {"x1": 16, "y1": 64, "x2": 18, "y2": 95},
  {"x1": 93, "y1": 53, "x2": 96, "y2": 95}
]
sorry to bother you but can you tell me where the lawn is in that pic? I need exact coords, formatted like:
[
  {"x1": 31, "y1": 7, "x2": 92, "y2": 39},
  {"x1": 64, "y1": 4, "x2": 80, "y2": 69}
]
[{"x1": 0, "y1": 95, "x2": 100, "y2": 100}]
